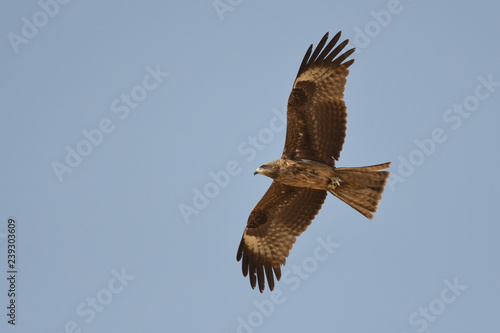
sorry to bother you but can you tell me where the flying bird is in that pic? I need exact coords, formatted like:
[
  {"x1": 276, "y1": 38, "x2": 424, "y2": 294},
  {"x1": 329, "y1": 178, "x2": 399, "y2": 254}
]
[{"x1": 236, "y1": 31, "x2": 391, "y2": 292}]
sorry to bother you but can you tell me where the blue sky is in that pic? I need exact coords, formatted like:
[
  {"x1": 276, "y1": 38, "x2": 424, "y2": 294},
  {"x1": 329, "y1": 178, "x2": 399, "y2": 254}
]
[{"x1": 1, "y1": 1, "x2": 499, "y2": 332}]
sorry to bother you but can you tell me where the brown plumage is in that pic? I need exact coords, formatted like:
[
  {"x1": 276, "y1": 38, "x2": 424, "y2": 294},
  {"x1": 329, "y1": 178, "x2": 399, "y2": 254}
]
[{"x1": 237, "y1": 31, "x2": 390, "y2": 292}]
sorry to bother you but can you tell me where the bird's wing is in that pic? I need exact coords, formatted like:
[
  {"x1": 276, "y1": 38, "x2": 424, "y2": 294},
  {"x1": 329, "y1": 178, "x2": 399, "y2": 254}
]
[
  {"x1": 283, "y1": 31, "x2": 355, "y2": 166},
  {"x1": 237, "y1": 181, "x2": 327, "y2": 292}
]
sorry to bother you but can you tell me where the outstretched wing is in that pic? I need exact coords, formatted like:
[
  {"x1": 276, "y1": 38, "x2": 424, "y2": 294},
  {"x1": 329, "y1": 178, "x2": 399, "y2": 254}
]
[
  {"x1": 283, "y1": 31, "x2": 355, "y2": 166},
  {"x1": 237, "y1": 182, "x2": 326, "y2": 292}
]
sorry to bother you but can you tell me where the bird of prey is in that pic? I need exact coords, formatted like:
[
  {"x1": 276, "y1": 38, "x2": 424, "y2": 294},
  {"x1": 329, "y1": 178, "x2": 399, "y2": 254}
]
[{"x1": 236, "y1": 31, "x2": 390, "y2": 292}]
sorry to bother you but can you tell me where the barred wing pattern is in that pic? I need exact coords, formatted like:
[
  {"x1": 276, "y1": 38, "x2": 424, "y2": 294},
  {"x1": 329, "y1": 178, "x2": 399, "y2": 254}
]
[
  {"x1": 237, "y1": 182, "x2": 326, "y2": 292},
  {"x1": 283, "y1": 31, "x2": 354, "y2": 166}
]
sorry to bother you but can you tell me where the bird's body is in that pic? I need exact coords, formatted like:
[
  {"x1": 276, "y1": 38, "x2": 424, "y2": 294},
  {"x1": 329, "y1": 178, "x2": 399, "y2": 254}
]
[
  {"x1": 237, "y1": 31, "x2": 391, "y2": 292},
  {"x1": 256, "y1": 158, "x2": 339, "y2": 191}
]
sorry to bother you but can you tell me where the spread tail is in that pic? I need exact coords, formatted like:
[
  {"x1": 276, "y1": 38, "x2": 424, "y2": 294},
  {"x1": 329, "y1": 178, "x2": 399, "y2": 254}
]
[{"x1": 329, "y1": 162, "x2": 391, "y2": 219}]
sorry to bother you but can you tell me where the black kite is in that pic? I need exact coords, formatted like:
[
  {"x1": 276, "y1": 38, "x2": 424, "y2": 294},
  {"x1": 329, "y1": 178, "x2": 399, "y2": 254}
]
[{"x1": 237, "y1": 31, "x2": 390, "y2": 292}]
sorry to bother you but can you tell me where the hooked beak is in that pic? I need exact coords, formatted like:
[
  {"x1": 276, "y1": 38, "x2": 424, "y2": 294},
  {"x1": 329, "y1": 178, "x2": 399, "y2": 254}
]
[{"x1": 253, "y1": 170, "x2": 259, "y2": 176}]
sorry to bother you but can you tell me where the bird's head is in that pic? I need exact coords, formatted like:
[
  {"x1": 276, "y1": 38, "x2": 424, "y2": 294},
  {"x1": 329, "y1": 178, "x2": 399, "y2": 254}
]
[{"x1": 254, "y1": 162, "x2": 280, "y2": 179}]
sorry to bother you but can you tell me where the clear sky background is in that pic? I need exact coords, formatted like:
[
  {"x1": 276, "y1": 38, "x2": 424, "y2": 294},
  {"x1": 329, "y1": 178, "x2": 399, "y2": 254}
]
[{"x1": 1, "y1": 1, "x2": 499, "y2": 332}]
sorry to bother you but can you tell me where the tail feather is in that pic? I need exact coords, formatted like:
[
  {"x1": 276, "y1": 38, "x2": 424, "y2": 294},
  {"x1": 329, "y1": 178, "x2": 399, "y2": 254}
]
[{"x1": 329, "y1": 162, "x2": 390, "y2": 219}]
